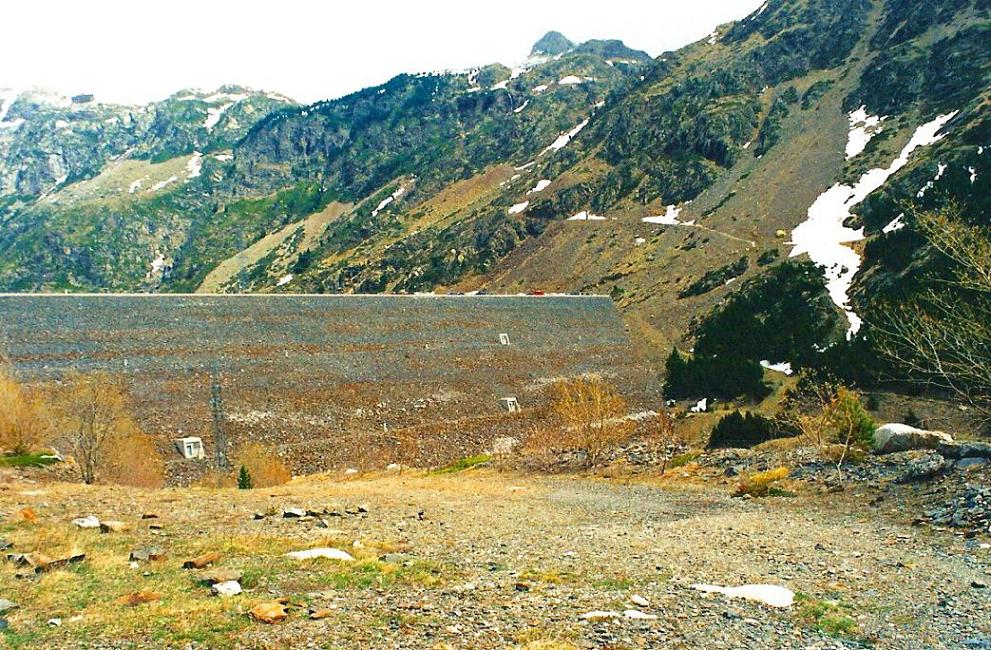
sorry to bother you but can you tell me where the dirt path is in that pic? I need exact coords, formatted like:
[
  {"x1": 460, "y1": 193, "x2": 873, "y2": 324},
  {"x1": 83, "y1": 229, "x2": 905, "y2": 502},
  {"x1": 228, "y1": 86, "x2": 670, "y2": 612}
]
[{"x1": 0, "y1": 471, "x2": 988, "y2": 648}]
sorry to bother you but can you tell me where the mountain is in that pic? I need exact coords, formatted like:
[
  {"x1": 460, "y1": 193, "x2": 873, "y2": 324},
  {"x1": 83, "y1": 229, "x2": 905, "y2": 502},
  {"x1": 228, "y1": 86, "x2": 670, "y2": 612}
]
[{"x1": 0, "y1": 3, "x2": 988, "y2": 381}]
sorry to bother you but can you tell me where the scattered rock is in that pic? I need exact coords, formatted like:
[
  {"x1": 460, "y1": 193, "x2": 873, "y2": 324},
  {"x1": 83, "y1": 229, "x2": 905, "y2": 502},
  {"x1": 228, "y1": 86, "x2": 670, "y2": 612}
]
[
  {"x1": 48, "y1": 618, "x2": 61, "y2": 627},
  {"x1": 282, "y1": 508, "x2": 306, "y2": 518},
  {"x1": 630, "y1": 594, "x2": 650, "y2": 607},
  {"x1": 0, "y1": 540, "x2": 12, "y2": 552},
  {"x1": 183, "y1": 552, "x2": 221, "y2": 569},
  {"x1": 211, "y1": 581, "x2": 243, "y2": 597},
  {"x1": 580, "y1": 610, "x2": 622, "y2": 621},
  {"x1": 285, "y1": 548, "x2": 354, "y2": 562},
  {"x1": 250, "y1": 601, "x2": 288, "y2": 624},
  {"x1": 692, "y1": 583, "x2": 795, "y2": 608},
  {"x1": 873, "y1": 423, "x2": 953, "y2": 455},
  {"x1": 380, "y1": 553, "x2": 413, "y2": 565},
  {"x1": 973, "y1": 580, "x2": 988, "y2": 590},
  {"x1": 310, "y1": 609, "x2": 335, "y2": 620},
  {"x1": 198, "y1": 569, "x2": 243, "y2": 585},
  {"x1": 72, "y1": 515, "x2": 101, "y2": 529},
  {"x1": 624, "y1": 609, "x2": 658, "y2": 620},
  {"x1": 34, "y1": 553, "x2": 86, "y2": 573},
  {"x1": 0, "y1": 599, "x2": 18, "y2": 614}
]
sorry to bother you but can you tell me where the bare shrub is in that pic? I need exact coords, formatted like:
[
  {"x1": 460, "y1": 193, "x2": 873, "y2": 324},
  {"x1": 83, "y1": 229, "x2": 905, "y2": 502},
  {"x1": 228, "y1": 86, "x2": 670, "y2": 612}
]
[
  {"x1": 236, "y1": 442, "x2": 291, "y2": 488},
  {"x1": 875, "y1": 206, "x2": 991, "y2": 424},
  {"x1": 51, "y1": 371, "x2": 145, "y2": 485},
  {"x1": 794, "y1": 379, "x2": 875, "y2": 478},
  {"x1": 101, "y1": 431, "x2": 165, "y2": 488},
  {"x1": 532, "y1": 377, "x2": 636, "y2": 468},
  {"x1": 0, "y1": 366, "x2": 50, "y2": 455}
]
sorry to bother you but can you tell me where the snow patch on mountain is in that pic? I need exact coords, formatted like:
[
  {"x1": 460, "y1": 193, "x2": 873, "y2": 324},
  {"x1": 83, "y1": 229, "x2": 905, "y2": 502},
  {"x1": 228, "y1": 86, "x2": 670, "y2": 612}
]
[
  {"x1": 541, "y1": 119, "x2": 589, "y2": 155},
  {"x1": 791, "y1": 111, "x2": 959, "y2": 339},
  {"x1": 508, "y1": 201, "x2": 530, "y2": 215},
  {"x1": 846, "y1": 106, "x2": 886, "y2": 159}
]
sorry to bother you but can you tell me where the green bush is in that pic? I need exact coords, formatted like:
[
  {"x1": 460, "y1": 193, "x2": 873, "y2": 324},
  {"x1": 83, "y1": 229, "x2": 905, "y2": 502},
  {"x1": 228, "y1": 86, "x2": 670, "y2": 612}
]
[{"x1": 664, "y1": 348, "x2": 770, "y2": 402}]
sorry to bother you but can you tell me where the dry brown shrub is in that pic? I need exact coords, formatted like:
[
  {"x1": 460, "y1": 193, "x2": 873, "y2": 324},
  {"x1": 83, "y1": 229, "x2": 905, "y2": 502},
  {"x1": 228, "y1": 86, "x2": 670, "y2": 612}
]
[
  {"x1": 101, "y1": 431, "x2": 165, "y2": 488},
  {"x1": 236, "y1": 442, "x2": 291, "y2": 488},
  {"x1": 50, "y1": 371, "x2": 147, "y2": 485},
  {"x1": 194, "y1": 470, "x2": 236, "y2": 489},
  {"x1": 529, "y1": 376, "x2": 636, "y2": 468},
  {"x1": 0, "y1": 365, "x2": 51, "y2": 454}
]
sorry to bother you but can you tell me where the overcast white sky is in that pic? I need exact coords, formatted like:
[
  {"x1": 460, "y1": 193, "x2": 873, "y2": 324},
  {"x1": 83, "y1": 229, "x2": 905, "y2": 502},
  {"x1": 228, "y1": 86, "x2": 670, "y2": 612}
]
[{"x1": 1, "y1": 0, "x2": 764, "y2": 105}]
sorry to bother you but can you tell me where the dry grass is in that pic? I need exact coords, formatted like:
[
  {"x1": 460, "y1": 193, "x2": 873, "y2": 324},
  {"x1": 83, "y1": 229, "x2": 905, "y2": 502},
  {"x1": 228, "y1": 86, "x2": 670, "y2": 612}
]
[
  {"x1": 0, "y1": 366, "x2": 50, "y2": 455},
  {"x1": 734, "y1": 466, "x2": 793, "y2": 498},
  {"x1": 236, "y1": 442, "x2": 292, "y2": 488}
]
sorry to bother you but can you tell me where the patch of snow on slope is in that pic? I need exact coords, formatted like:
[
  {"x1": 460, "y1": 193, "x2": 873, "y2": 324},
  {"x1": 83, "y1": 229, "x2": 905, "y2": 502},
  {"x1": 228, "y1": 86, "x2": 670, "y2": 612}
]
[
  {"x1": 791, "y1": 111, "x2": 958, "y2": 339},
  {"x1": 371, "y1": 185, "x2": 406, "y2": 218},
  {"x1": 149, "y1": 176, "x2": 179, "y2": 192},
  {"x1": 528, "y1": 179, "x2": 551, "y2": 194},
  {"x1": 146, "y1": 252, "x2": 168, "y2": 280},
  {"x1": 508, "y1": 201, "x2": 530, "y2": 215},
  {"x1": 186, "y1": 152, "x2": 203, "y2": 179},
  {"x1": 567, "y1": 211, "x2": 606, "y2": 221},
  {"x1": 0, "y1": 89, "x2": 18, "y2": 122},
  {"x1": 204, "y1": 103, "x2": 235, "y2": 129},
  {"x1": 707, "y1": 31, "x2": 720, "y2": 45},
  {"x1": 760, "y1": 361, "x2": 794, "y2": 376},
  {"x1": 693, "y1": 584, "x2": 794, "y2": 609},
  {"x1": 214, "y1": 153, "x2": 233, "y2": 162},
  {"x1": 642, "y1": 205, "x2": 695, "y2": 226},
  {"x1": 276, "y1": 274, "x2": 293, "y2": 287},
  {"x1": 968, "y1": 166, "x2": 977, "y2": 184},
  {"x1": 541, "y1": 119, "x2": 589, "y2": 155},
  {"x1": 846, "y1": 106, "x2": 886, "y2": 159},
  {"x1": 128, "y1": 179, "x2": 144, "y2": 194},
  {"x1": 514, "y1": 100, "x2": 530, "y2": 114},
  {"x1": 533, "y1": 84, "x2": 549, "y2": 93},
  {"x1": 917, "y1": 162, "x2": 947, "y2": 198},
  {"x1": 883, "y1": 214, "x2": 905, "y2": 234},
  {"x1": 0, "y1": 118, "x2": 24, "y2": 131},
  {"x1": 559, "y1": 76, "x2": 583, "y2": 85},
  {"x1": 750, "y1": 1, "x2": 769, "y2": 19},
  {"x1": 491, "y1": 80, "x2": 509, "y2": 91}
]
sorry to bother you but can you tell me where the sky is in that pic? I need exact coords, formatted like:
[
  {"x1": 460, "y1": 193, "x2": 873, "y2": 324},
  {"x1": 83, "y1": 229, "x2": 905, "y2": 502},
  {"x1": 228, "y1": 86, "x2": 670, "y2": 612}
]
[{"x1": 1, "y1": 0, "x2": 765, "y2": 105}]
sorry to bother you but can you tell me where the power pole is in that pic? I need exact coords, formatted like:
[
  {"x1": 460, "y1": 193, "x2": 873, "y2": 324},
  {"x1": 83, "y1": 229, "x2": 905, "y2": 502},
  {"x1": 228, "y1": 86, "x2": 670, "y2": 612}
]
[{"x1": 210, "y1": 363, "x2": 229, "y2": 470}]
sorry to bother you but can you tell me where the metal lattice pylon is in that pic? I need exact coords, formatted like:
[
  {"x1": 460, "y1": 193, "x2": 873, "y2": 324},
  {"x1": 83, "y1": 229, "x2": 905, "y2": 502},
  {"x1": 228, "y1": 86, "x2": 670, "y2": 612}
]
[{"x1": 210, "y1": 363, "x2": 229, "y2": 470}]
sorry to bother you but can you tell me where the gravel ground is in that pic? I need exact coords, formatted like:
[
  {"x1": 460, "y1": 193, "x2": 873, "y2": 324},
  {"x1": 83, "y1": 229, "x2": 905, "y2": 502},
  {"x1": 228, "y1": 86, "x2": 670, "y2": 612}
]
[{"x1": 1, "y1": 468, "x2": 988, "y2": 649}]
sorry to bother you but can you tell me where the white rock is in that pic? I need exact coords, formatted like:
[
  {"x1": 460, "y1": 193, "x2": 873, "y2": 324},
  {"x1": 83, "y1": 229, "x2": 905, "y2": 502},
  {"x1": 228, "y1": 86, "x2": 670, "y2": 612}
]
[
  {"x1": 285, "y1": 548, "x2": 355, "y2": 562},
  {"x1": 692, "y1": 583, "x2": 795, "y2": 608},
  {"x1": 211, "y1": 580, "x2": 243, "y2": 597},
  {"x1": 72, "y1": 516, "x2": 101, "y2": 529},
  {"x1": 872, "y1": 423, "x2": 953, "y2": 455},
  {"x1": 580, "y1": 610, "x2": 622, "y2": 621},
  {"x1": 624, "y1": 609, "x2": 658, "y2": 620},
  {"x1": 630, "y1": 594, "x2": 650, "y2": 607}
]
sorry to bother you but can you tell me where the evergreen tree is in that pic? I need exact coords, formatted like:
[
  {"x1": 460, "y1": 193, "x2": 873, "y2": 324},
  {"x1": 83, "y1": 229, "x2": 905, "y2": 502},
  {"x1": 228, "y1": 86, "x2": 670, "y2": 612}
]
[{"x1": 237, "y1": 464, "x2": 252, "y2": 490}]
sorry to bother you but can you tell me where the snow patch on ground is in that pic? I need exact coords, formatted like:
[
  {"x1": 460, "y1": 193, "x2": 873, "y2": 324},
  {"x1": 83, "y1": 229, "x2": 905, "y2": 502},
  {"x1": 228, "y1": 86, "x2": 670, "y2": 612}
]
[
  {"x1": 790, "y1": 111, "x2": 958, "y2": 339},
  {"x1": 533, "y1": 84, "x2": 549, "y2": 93},
  {"x1": 542, "y1": 119, "x2": 589, "y2": 155},
  {"x1": 204, "y1": 103, "x2": 234, "y2": 129},
  {"x1": 917, "y1": 162, "x2": 947, "y2": 198},
  {"x1": 128, "y1": 179, "x2": 144, "y2": 194},
  {"x1": 707, "y1": 31, "x2": 720, "y2": 45},
  {"x1": 846, "y1": 106, "x2": 886, "y2": 159},
  {"x1": 186, "y1": 152, "x2": 203, "y2": 179},
  {"x1": 693, "y1": 584, "x2": 794, "y2": 609},
  {"x1": 514, "y1": 100, "x2": 530, "y2": 114},
  {"x1": 371, "y1": 185, "x2": 406, "y2": 217},
  {"x1": 528, "y1": 179, "x2": 551, "y2": 194},
  {"x1": 149, "y1": 176, "x2": 179, "y2": 192},
  {"x1": 883, "y1": 214, "x2": 905, "y2": 234},
  {"x1": 558, "y1": 75, "x2": 584, "y2": 85},
  {"x1": 508, "y1": 201, "x2": 530, "y2": 215},
  {"x1": 642, "y1": 205, "x2": 695, "y2": 226},
  {"x1": 214, "y1": 153, "x2": 233, "y2": 162},
  {"x1": 276, "y1": 274, "x2": 293, "y2": 287},
  {"x1": 0, "y1": 89, "x2": 18, "y2": 122},
  {"x1": 567, "y1": 211, "x2": 606, "y2": 221},
  {"x1": 146, "y1": 253, "x2": 168, "y2": 280},
  {"x1": 968, "y1": 166, "x2": 977, "y2": 184},
  {"x1": 760, "y1": 361, "x2": 794, "y2": 376}
]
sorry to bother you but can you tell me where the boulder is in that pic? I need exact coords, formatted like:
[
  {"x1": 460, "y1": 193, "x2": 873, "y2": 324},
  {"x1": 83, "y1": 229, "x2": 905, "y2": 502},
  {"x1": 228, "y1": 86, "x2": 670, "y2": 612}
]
[
  {"x1": 72, "y1": 516, "x2": 101, "y2": 529},
  {"x1": 872, "y1": 423, "x2": 953, "y2": 455},
  {"x1": 100, "y1": 521, "x2": 128, "y2": 534},
  {"x1": 250, "y1": 601, "x2": 288, "y2": 624},
  {"x1": 285, "y1": 548, "x2": 354, "y2": 562},
  {"x1": 129, "y1": 547, "x2": 165, "y2": 563},
  {"x1": 0, "y1": 599, "x2": 18, "y2": 614},
  {"x1": 211, "y1": 581, "x2": 242, "y2": 597},
  {"x1": 183, "y1": 552, "x2": 221, "y2": 569},
  {"x1": 198, "y1": 569, "x2": 243, "y2": 585}
]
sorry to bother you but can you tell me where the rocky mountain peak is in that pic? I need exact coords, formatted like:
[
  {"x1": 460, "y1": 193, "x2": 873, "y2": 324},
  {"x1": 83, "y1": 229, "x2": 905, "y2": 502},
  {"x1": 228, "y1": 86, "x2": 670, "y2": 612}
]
[{"x1": 530, "y1": 31, "x2": 576, "y2": 57}]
